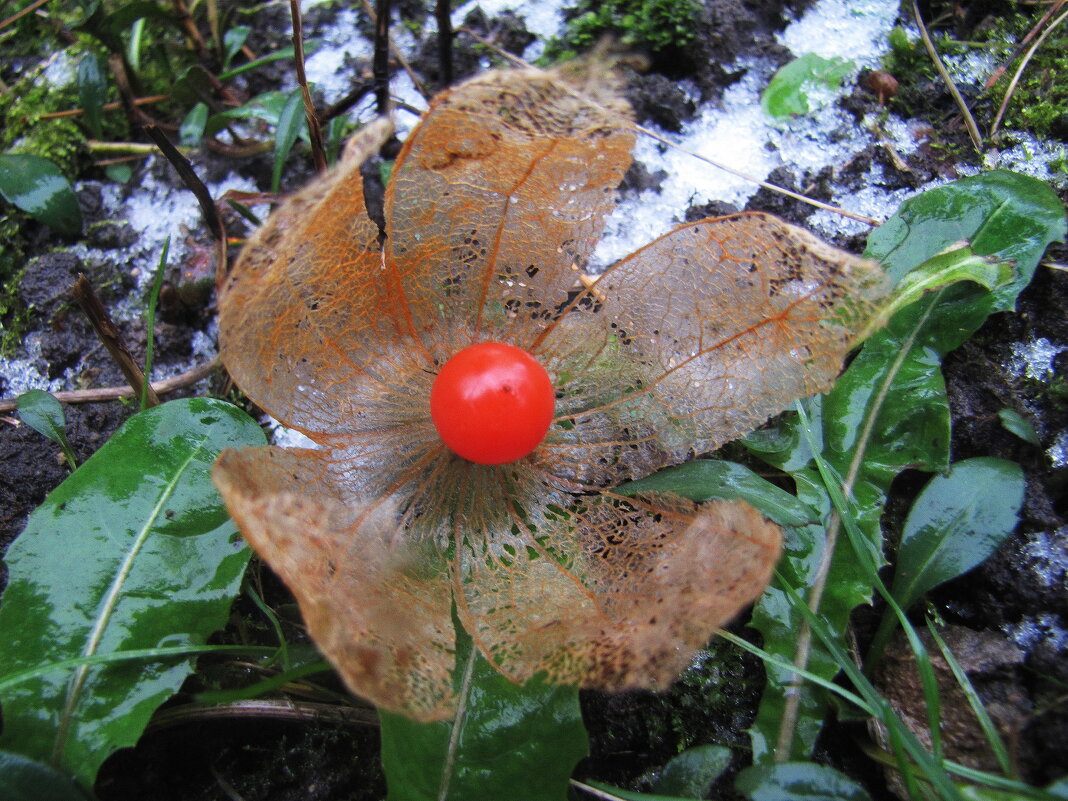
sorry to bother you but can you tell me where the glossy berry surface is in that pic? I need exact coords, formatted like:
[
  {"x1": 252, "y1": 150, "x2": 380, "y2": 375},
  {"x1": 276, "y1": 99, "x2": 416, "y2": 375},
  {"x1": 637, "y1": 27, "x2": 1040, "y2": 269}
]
[{"x1": 431, "y1": 342, "x2": 555, "y2": 465}]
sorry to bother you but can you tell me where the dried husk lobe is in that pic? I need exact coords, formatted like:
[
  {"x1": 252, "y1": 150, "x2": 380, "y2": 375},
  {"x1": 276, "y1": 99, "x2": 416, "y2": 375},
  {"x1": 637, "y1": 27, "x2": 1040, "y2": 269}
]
[{"x1": 213, "y1": 65, "x2": 887, "y2": 720}]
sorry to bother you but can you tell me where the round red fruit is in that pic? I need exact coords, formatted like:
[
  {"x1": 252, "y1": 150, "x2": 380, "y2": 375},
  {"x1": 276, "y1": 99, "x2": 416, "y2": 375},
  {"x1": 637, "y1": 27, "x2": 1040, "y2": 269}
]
[{"x1": 430, "y1": 342, "x2": 555, "y2": 465}]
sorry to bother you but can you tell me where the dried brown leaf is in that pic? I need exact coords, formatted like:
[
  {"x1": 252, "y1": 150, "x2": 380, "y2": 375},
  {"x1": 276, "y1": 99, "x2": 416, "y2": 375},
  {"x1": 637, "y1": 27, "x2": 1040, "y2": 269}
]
[{"x1": 214, "y1": 64, "x2": 888, "y2": 719}]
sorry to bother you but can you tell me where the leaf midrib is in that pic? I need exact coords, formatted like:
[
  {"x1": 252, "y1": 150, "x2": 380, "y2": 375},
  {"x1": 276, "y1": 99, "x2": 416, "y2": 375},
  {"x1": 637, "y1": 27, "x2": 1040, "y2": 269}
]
[{"x1": 51, "y1": 440, "x2": 208, "y2": 766}]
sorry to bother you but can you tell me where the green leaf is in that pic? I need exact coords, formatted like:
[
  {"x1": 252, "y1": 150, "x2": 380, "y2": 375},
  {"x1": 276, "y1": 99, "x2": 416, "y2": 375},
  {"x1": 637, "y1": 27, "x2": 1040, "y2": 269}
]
[
  {"x1": 735, "y1": 762, "x2": 873, "y2": 801},
  {"x1": 745, "y1": 169, "x2": 1060, "y2": 764},
  {"x1": 77, "y1": 53, "x2": 106, "y2": 139},
  {"x1": 272, "y1": 89, "x2": 305, "y2": 193},
  {"x1": 761, "y1": 54, "x2": 854, "y2": 117},
  {"x1": 575, "y1": 780, "x2": 694, "y2": 801},
  {"x1": 0, "y1": 751, "x2": 91, "y2": 801},
  {"x1": 617, "y1": 459, "x2": 817, "y2": 528},
  {"x1": 16, "y1": 390, "x2": 77, "y2": 469},
  {"x1": 218, "y1": 42, "x2": 318, "y2": 81},
  {"x1": 179, "y1": 103, "x2": 208, "y2": 148},
  {"x1": 655, "y1": 744, "x2": 733, "y2": 797},
  {"x1": 205, "y1": 91, "x2": 291, "y2": 136},
  {"x1": 0, "y1": 154, "x2": 83, "y2": 236},
  {"x1": 379, "y1": 643, "x2": 587, "y2": 801},
  {"x1": 0, "y1": 398, "x2": 266, "y2": 791},
  {"x1": 222, "y1": 25, "x2": 250, "y2": 71},
  {"x1": 865, "y1": 170, "x2": 1067, "y2": 311},
  {"x1": 893, "y1": 458, "x2": 1024, "y2": 611},
  {"x1": 997, "y1": 409, "x2": 1040, "y2": 446}
]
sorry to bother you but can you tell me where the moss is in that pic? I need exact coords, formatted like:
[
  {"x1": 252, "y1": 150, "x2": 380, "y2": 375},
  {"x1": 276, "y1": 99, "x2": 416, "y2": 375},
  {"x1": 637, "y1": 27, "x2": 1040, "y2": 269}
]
[
  {"x1": 984, "y1": 15, "x2": 1068, "y2": 140},
  {"x1": 544, "y1": 0, "x2": 701, "y2": 61},
  {"x1": 0, "y1": 63, "x2": 88, "y2": 175},
  {"x1": 0, "y1": 214, "x2": 29, "y2": 357}
]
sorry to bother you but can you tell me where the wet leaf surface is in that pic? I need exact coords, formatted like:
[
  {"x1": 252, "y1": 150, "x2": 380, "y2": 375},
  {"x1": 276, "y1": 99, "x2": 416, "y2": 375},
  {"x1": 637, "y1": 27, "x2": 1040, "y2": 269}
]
[
  {"x1": 0, "y1": 398, "x2": 265, "y2": 791},
  {"x1": 0, "y1": 154, "x2": 83, "y2": 236}
]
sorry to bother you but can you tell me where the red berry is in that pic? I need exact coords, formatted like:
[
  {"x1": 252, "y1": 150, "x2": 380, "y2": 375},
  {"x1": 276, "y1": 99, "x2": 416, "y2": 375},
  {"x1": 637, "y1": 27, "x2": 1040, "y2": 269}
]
[{"x1": 431, "y1": 342, "x2": 555, "y2": 465}]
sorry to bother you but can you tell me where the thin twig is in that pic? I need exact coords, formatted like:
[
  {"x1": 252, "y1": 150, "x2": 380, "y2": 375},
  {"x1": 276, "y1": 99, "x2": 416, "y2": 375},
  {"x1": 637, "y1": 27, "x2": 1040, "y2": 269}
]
[
  {"x1": 361, "y1": 0, "x2": 428, "y2": 104},
  {"x1": 436, "y1": 0, "x2": 453, "y2": 88},
  {"x1": 170, "y1": 0, "x2": 209, "y2": 59},
  {"x1": 319, "y1": 80, "x2": 376, "y2": 123},
  {"x1": 984, "y1": 0, "x2": 1066, "y2": 89},
  {"x1": 913, "y1": 0, "x2": 984, "y2": 153},
  {"x1": 71, "y1": 275, "x2": 161, "y2": 408},
  {"x1": 143, "y1": 124, "x2": 229, "y2": 291},
  {"x1": 372, "y1": 0, "x2": 392, "y2": 114},
  {"x1": 0, "y1": 0, "x2": 50, "y2": 30},
  {"x1": 289, "y1": 0, "x2": 327, "y2": 172},
  {"x1": 41, "y1": 94, "x2": 170, "y2": 120},
  {"x1": 0, "y1": 358, "x2": 221, "y2": 413},
  {"x1": 989, "y1": 4, "x2": 1068, "y2": 138}
]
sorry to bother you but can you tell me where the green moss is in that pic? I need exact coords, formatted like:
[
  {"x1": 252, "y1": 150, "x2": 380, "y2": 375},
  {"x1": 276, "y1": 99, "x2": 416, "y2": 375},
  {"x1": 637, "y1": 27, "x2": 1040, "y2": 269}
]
[
  {"x1": 0, "y1": 63, "x2": 88, "y2": 175},
  {"x1": 545, "y1": 0, "x2": 701, "y2": 61},
  {"x1": 0, "y1": 214, "x2": 29, "y2": 357}
]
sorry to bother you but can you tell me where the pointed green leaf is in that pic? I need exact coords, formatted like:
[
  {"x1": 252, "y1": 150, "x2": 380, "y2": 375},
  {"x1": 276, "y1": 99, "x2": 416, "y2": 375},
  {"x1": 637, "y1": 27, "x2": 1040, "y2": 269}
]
[
  {"x1": 735, "y1": 762, "x2": 873, "y2": 801},
  {"x1": 865, "y1": 170, "x2": 1066, "y2": 311},
  {"x1": 77, "y1": 53, "x2": 106, "y2": 139},
  {"x1": 997, "y1": 409, "x2": 1040, "y2": 446},
  {"x1": 654, "y1": 744, "x2": 733, "y2": 797},
  {"x1": 0, "y1": 398, "x2": 266, "y2": 791},
  {"x1": 0, "y1": 154, "x2": 83, "y2": 236},
  {"x1": 16, "y1": 390, "x2": 77, "y2": 469},
  {"x1": 745, "y1": 169, "x2": 1061, "y2": 763},
  {"x1": 272, "y1": 89, "x2": 305, "y2": 193},
  {"x1": 617, "y1": 459, "x2": 817, "y2": 528},
  {"x1": 223, "y1": 25, "x2": 250, "y2": 70},
  {"x1": 379, "y1": 646, "x2": 587, "y2": 801},
  {"x1": 893, "y1": 458, "x2": 1024, "y2": 610},
  {"x1": 179, "y1": 103, "x2": 208, "y2": 148}
]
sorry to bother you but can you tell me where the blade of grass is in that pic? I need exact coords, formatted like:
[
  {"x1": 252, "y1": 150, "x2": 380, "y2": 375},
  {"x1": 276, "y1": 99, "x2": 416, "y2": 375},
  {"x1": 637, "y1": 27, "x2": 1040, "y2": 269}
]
[
  {"x1": 193, "y1": 660, "x2": 332, "y2": 704},
  {"x1": 142, "y1": 236, "x2": 169, "y2": 411},
  {"x1": 775, "y1": 573, "x2": 965, "y2": 801},
  {"x1": 244, "y1": 579, "x2": 290, "y2": 671},
  {"x1": 795, "y1": 401, "x2": 946, "y2": 767},
  {"x1": 913, "y1": 0, "x2": 984, "y2": 153},
  {"x1": 925, "y1": 617, "x2": 1016, "y2": 778}
]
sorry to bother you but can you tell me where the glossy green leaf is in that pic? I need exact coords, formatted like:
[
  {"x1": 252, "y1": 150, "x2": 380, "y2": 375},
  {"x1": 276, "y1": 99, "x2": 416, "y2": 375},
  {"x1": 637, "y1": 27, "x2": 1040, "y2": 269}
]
[
  {"x1": 379, "y1": 640, "x2": 587, "y2": 801},
  {"x1": 865, "y1": 170, "x2": 1067, "y2": 311},
  {"x1": 0, "y1": 154, "x2": 83, "y2": 236},
  {"x1": 761, "y1": 54, "x2": 854, "y2": 117},
  {"x1": 205, "y1": 90, "x2": 290, "y2": 137},
  {"x1": 745, "y1": 169, "x2": 1060, "y2": 764},
  {"x1": 617, "y1": 460, "x2": 817, "y2": 528},
  {"x1": 223, "y1": 25, "x2": 250, "y2": 70},
  {"x1": 272, "y1": 89, "x2": 305, "y2": 193},
  {"x1": 77, "y1": 53, "x2": 106, "y2": 139},
  {"x1": 893, "y1": 457, "x2": 1024, "y2": 610},
  {"x1": 179, "y1": 103, "x2": 208, "y2": 148},
  {"x1": 655, "y1": 744, "x2": 733, "y2": 798},
  {"x1": 218, "y1": 43, "x2": 313, "y2": 81},
  {"x1": 0, "y1": 398, "x2": 266, "y2": 791},
  {"x1": 16, "y1": 390, "x2": 77, "y2": 469},
  {"x1": 997, "y1": 409, "x2": 1040, "y2": 446},
  {"x1": 0, "y1": 751, "x2": 91, "y2": 801},
  {"x1": 735, "y1": 762, "x2": 873, "y2": 801}
]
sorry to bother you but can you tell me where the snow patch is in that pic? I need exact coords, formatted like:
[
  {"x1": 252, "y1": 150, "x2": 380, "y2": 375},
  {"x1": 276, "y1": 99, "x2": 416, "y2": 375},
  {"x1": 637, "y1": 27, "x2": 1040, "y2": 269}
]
[{"x1": 1009, "y1": 336, "x2": 1067, "y2": 381}]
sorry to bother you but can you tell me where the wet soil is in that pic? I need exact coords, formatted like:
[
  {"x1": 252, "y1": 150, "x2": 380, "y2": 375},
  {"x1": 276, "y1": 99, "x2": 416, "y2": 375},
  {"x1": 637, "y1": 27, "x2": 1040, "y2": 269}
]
[{"x1": 1, "y1": 0, "x2": 1066, "y2": 799}]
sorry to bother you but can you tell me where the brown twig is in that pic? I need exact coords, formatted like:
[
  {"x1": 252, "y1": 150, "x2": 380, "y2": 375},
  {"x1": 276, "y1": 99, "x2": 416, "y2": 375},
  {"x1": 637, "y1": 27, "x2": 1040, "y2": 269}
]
[
  {"x1": 143, "y1": 124, "x2": 230, "y2": 291},
  {"x1": 0, "y1": 0, "x2": 51, "y2": 30},
  {"x1": 984, "y1": 0, "x2": 1066, "y2": 89},
  {"x1": 989, "y1": 4, "x2": 1068, "y2": 138},
  {"x1": 71, "y1": 274, "x2": 161, "y2": 408},
  {"x1": 0, "y1": 358, "x2": 221, "y2": 413},
  {"x1": 913, "y1": 0, "x2": 984, "y2": 154},
  {"x1": 170, "y1": 0, "x2": 209, "y2": 59},
  {"x1": 108, "y1": 52, "x2": 154, "y2": 129},
  {"x1": 289, "y1": 0, "x2": 327, "y2": 172},
  {"x1": 319, "y1": 80, "x2": 376, "y2": 124},
  {"x1": 40, "y1": 94, "x2": 170, "y2": 120}
]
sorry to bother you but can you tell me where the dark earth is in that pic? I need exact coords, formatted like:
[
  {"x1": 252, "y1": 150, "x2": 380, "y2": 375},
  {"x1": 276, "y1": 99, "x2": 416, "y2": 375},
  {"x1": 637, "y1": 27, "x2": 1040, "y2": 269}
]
[{"x1": 1, "y1": 0, "x2": 1066, "y2": 799}]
